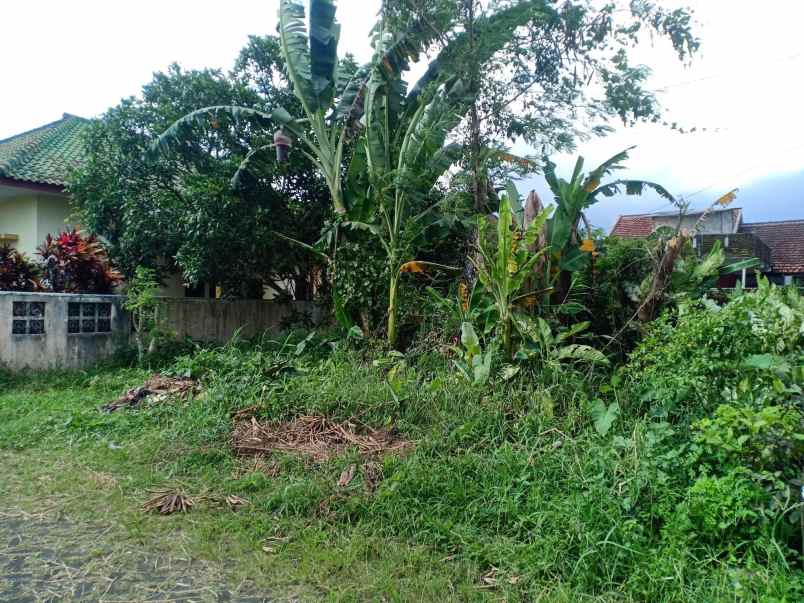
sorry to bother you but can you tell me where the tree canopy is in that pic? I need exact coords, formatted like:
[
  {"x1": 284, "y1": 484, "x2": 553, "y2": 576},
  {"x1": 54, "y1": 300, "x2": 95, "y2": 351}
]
[{"x1": 70, "y1": 37, "x2": 331, "y2": 298}]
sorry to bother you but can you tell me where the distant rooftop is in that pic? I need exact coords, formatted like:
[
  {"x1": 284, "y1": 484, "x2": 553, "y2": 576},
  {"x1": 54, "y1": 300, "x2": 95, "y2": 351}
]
[
  {"x1": 0, "y1": 114, "x2": 90, "y2": 187},
  {"x1": 610, "y1": 208, "x2": 804, "y2": 274}
]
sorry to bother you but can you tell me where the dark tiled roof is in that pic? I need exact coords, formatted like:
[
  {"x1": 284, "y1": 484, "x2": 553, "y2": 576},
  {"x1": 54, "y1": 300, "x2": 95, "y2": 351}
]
[
  {"x1": 610, "y1": 214, "x2": 654, "y2": 237},
  {"x1": 0, "y1": 114, "x2": 90, "y2": 187},
  {"x1": 741, "y1": 220, "x2": 804, "y2": 274}
]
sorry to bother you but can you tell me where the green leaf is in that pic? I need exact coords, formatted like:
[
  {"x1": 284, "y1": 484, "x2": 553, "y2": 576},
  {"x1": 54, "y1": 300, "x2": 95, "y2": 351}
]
[
  {"x1": 461, "y1": 322, "x2": 481, "y2": 358},
  {"x1": 743, "y1": 354, "x2": 790, "y2": 373},
  {"x1": 309, "y1": 0, "x2": 341, "y2": 110},
  {"x1": 721, "y1": 257, "x2": 760, "y2": 275},
  {"x1": 152, "y1": 105, "x2": 277, "y2": 155},
  {"x1": 559, "y1": 247, "x2": 591, "y2": 272},
  {"x1": 590, "y1": 399, "x2": 620, "y2": 436},
  {"x1": 537, "y1": 317, "x2": 553, "y2": 346},
  {"x1": 592, "y1": 179, "x2": 676, "y2": 205},
  {"x1": 473, "y1": 350, "x2": 493, "y2": 385},
  {"x1": 557, "y1": 344, "x2": 609, "y2": 365},
  {"x1": 279, "y1": 0, "x2": 319, "y2": 113},
  {"x1": 500, "y1": 364, "x2": 520, "y2": 381},
  {"x1": 554, "y1": 321, "x2": 590, "y2": 344}
]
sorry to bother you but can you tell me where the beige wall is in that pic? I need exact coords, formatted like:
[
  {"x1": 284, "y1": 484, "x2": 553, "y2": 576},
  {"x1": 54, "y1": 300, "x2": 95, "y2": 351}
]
[
  {"x1": 1, "y1": 195, "x2": 36, "y2": 255},
  {"x1": 161, "y1": 298, "x2": 322, "y2": 342},
  {"x1": 0, "y1": 187, "x2": 73, "y2": 256},
  {"x1": 36, "y1": 193, "x2": 74, "y2": 245}
]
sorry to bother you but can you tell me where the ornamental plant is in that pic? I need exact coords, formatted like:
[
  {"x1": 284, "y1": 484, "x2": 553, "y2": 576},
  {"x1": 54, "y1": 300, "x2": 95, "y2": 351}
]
[
  {"x1": 0, "y1": 245, "x2": 40, "y2": 292},
  {"x1": 37, "y1": 229, "x2": 123, "y2": 294}
]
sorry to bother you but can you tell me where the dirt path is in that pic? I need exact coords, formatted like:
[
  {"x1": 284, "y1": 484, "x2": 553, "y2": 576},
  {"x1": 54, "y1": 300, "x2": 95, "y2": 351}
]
[{"x1": 0, "y1": 507, "x2": 275, "y2": 603}]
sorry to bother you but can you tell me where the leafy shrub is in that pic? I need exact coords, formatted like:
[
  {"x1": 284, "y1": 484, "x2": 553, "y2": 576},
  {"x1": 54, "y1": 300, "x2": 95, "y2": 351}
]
[
  {"x1": 585, "y1": 235, "x2": 652, "y2": 353},
  {"x1": 622, "y1": 278, "x2": 803, "y2": 421},
  {"x1": 124, "y1": 266, "x2": 173, "y2": 363},
  {"x1": 694, "y1": 403, "x2": 804, "y2": 474},
  {"x1": 666, "y1": 468, "x2": 774, "y2": 549},
  {"x1": 37, "y1": 229, "x2": 123, "y2": 293},
  {"x1": 0, "y1": 245, "x2": 40, "y2": 291}
]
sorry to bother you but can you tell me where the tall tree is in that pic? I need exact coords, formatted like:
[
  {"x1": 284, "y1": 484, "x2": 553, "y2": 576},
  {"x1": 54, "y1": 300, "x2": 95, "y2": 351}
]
[
  {"x1": 70, "y1": 47, "x2": 330, "y2": 298},
  {"x1": 385, "y1": 0, "x2": 698, "y2": 184}
]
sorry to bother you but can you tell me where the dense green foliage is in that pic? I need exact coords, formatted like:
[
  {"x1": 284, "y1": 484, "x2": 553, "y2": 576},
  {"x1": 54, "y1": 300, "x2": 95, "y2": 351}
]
[
  {"x1": 70, "y1": 41, "x2": 330, "y2": 297},
  {"x1": 34, "y1": 5, "x2": 803, "y2": 598},
  {"x1": 4, "y1": 284, "x2": 802, "y2": 600}
]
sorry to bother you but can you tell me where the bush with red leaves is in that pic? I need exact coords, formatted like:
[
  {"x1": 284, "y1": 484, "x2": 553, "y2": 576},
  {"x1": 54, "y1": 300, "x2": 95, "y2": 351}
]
[
  {"x1": 37, "y1": 229, "x2": 123, "y2": 294},
  {"x1": 0, "y1": 245, "x2": 40, "y2": 291}
]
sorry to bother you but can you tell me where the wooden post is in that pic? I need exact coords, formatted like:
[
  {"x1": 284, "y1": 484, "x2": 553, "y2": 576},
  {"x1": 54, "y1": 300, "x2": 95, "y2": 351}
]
[{"x1": 741, "y1": 268, "x2": 747, "y2": 288}]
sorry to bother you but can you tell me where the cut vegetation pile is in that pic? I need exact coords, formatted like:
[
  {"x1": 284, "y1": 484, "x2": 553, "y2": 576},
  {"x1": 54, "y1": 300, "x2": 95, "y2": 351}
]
[
  {"x1": 101, "y1": 375, "x2": 197, "y2": 413},
  {"x1": 232, "y1": 415, "x2": 411, "y2": 462}
]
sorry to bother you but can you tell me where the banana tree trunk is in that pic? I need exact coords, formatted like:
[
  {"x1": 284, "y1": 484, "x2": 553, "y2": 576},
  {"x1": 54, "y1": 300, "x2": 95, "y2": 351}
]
[
  {"x1": 387, "y1": 271, "x2": 400, "y2": 348},
  {"x1": 502, "y1": 310, "x2": 513, "y2": 360}
]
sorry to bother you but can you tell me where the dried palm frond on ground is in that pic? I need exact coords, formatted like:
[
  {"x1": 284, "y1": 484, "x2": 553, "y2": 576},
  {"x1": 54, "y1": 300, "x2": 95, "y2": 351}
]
[
  {"x1": 232, "y1": 415, "x2": 412, "y2": 462},
  {"x1": 142, "y1": 489, "x2": 195, "y2": 515},
  {"x1": 224, "y1": 495, "x2": 250, "y2": 510},
  {"x1": 361, "y1": 461, "x2": 384, "y2": 493},
  {"x1": 102, "y1": 376, "x2": 197, "y2": 413},
  {"x1": 337, "y1": 464, "x2": 357, "y2": 487}
]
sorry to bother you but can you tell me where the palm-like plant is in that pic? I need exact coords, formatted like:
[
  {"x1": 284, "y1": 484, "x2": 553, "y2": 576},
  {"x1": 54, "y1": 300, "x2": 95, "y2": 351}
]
[
  {"x1": 354, "y1": 2, "x2": 553, "y2": 347},
  {"x1": 153, "y1": 0, "x2": 552, "y2": 338},
  {"x1": 473, "y1": 183, "x2": 551, "y2": 359},
  {"x1": 542, "y1": 147, "x2": 675, "y2": 301},
  {"x1": 154, "y1": 1, "x2": 350, "y2": 214},
  {"x1": 153, "y1": 0, "x2": 447, "y2": 217}
]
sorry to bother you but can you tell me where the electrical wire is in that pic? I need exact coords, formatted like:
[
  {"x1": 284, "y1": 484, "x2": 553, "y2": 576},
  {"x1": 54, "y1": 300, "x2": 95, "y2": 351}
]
[
  {"x1": 639, "y1": 141, "x2": 804, "y2": 216},
  {"x1": 649, "y1": 52, "x2": 804, "y2": 93}
]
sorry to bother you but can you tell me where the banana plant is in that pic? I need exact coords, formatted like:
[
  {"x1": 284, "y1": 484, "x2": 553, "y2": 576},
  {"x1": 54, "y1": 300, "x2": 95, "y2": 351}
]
[
  {"x1": 452, "y1": 322, "x2": 494, "y2": 386},
  {"x1": 153, "y1": 0, "x2": 552, "y2": 336},
  {"x1": 153, "y1": 0, "x2": 434, "y2": 217},
  {"x1": 351, "y1": 2, "x2": 553, "y2": 347},
  {"x1": 543, "y1": 147, "x2": 675, "y2": 301},
  {"x1": 472, "y1": 182, "x2": 551, "y2": 359}
]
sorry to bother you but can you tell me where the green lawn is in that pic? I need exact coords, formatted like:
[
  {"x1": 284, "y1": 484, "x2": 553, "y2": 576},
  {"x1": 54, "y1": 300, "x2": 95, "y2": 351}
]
[
  {"x1": 0, "y1": 367, "x2": 496, "y2": 602},
  {"x1": 1, "y1": 315, "x2": 802, "y2": 602}
]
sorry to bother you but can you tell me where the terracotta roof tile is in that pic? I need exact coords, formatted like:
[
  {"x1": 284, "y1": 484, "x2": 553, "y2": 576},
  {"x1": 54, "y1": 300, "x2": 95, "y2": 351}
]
[
  {"x1": 0, "y1": 114, "x2": 90, "y2": 187},
  {"x1": 611, "y1": 214, "x2": 654, "y2": 238},
  {"x1": 741, "y1": 220, "x2": 804, "y2": 274}
]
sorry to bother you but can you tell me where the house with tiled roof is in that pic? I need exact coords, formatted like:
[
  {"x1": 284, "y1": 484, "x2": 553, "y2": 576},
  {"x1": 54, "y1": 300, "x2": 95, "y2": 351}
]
[
  {"x1": 0, "y1": 114, "x2": 90, "y2": 256},
  {"x1": 611, "y1": 207, "x2": 804, "y2": 285}
]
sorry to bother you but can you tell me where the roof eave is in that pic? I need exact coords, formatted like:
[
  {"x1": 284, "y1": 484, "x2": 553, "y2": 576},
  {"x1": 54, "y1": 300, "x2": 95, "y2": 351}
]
[{"x1": 0, "y1": 176, "x2": 67, "y2": 194}]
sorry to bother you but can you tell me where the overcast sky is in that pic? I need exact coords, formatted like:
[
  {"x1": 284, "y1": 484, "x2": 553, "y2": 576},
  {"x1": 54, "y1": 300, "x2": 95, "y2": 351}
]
[{"x1": 2, "y1": 0, "x2": 802, "y2": 229}]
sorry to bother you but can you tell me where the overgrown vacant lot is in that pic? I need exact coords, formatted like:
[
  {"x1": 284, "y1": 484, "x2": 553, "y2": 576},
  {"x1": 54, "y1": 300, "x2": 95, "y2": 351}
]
[{"x1": 2, "y1": 285, "x2": 803, "y2": 601}]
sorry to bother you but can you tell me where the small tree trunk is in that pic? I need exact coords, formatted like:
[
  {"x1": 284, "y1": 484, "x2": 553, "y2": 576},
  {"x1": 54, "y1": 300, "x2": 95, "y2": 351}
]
[
  {"x1": 387, "y1": 272, "x2": 400, "y2": 348},
  {"x1": 502, "y1": 311, "x2": 513, "y2": 360}
]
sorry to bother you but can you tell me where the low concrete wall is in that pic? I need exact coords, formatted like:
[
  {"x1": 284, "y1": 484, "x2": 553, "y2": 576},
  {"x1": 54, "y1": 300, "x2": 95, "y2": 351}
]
[
  {"x1": 160, "y1": 298, "x2": 322, "y2": 342},
  {"x1": 0, "y1": 292, "x2": 130, "y2": 371}
]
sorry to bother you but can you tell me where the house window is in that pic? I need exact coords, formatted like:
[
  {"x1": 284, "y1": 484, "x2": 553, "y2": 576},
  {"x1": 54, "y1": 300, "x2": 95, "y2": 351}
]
[
  {"x1": 68, "y1": 302, "x2": 112, "y2": 334},
  {"x1": 11, "y1": 301, "x2": 46, "y2": 335}
]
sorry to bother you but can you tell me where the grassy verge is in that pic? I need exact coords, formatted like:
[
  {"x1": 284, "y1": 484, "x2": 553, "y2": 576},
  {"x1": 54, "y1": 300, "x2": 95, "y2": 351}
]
[
  {"x1": 0, "y1": 366, "x2": 491, "y2": 602},
  {"x1": 2, "y1": 288, "x2": 803, "y2": 602}
]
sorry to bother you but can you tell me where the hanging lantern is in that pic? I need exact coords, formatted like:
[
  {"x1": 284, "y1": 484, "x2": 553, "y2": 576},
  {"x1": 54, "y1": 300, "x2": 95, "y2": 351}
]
[{"x1": 273, "y1": 129, "x2": 292, "y2": 163}]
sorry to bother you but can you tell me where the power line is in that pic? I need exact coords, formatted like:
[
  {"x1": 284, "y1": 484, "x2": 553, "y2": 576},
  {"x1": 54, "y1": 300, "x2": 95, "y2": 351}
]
[
  {"x1": 642, "y1": 141, "x2": 804, "y2": 214},
  {"x1": 649, "y1": 52, "x2": 804, "y2": 93}
]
